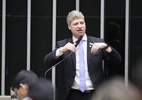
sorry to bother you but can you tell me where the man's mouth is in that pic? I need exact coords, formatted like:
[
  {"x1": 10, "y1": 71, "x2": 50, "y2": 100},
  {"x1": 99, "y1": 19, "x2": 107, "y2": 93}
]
[{"x1": 77, "y1": 29, "x2": 83, "y2": 32}]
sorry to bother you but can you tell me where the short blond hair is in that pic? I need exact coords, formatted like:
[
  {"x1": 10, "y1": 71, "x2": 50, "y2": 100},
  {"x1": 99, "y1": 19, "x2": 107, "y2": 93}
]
[{"x1": 66, "y1": 10, "x2": 85, "y2": 25}]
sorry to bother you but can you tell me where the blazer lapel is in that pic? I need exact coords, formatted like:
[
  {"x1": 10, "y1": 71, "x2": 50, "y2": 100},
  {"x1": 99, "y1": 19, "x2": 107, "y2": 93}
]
[{"x1": 87, "y1": 36, "x2": 92, "y2": 65}]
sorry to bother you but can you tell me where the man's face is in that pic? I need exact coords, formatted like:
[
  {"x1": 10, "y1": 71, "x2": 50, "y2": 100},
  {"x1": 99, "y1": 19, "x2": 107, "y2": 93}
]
[
  {"x1": 68, "y1": 18, "x2": 86, "y2": 38},
  {"x1": 13, "y1": 83, "x2": 28, "y2": 100}
]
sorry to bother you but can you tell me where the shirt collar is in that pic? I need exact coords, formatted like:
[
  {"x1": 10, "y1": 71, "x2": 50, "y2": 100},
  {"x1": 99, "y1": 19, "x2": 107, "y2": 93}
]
[
  {"x1": 22, "y1": 97, "x2": 30, "y2": 100},
  {"x1": 72, "y1": 34, "x2": 87, "y2": 43}
]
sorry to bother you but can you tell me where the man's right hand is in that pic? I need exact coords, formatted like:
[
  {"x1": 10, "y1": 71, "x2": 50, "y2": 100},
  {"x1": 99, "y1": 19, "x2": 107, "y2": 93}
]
[{"x1": 59, "y1": 42, "x2": 77, "y2": 53}]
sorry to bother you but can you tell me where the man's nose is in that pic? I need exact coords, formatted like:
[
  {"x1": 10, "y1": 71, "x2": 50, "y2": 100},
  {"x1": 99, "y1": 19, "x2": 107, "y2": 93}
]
[{"x1": 78, "y1": 23, "x2": 82, "y2": 27}]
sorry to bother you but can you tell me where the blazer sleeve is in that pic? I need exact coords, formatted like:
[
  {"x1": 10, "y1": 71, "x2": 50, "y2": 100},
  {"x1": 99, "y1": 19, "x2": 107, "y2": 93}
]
[
  {"x1": 88, "y1": 36, "x2": 122, "y2": 64},
  {"x1": 103, "y1": 46, "x2": 122, "y2": 64},
  {"x1": 44, "y1": 39, "x2": 69, "y2": 68}
]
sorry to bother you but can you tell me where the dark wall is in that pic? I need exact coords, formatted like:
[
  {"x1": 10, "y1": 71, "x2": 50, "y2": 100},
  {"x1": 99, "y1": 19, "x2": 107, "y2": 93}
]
[
  {"x1": 31, "y1": 0, "x2": 52, "y2": 79},
  {"x1": 6, "y1": 0, "x2": 27, "y2": 94},
  {"x1": 5, "y1": 0, "x2": 53, "y2": 94},
  {"x1": 130, "y1": 0, "x2": 142, "y2": 81},
  {"x1": 104, "y1": 0, "x2": 125, "y2": 78}
]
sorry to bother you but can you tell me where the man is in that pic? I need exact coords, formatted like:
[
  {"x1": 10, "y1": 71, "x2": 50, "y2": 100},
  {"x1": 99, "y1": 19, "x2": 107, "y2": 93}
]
[
  {"x1": 11, "y1": 70, "x2": 38, "y2": 100},
  {"x1": 44, "y1": 10, "x2": 122, "y2": 100}
]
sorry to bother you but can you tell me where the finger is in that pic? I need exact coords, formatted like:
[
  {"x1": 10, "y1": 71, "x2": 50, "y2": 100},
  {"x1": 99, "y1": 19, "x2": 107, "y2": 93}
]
[
  {"x1": 91, "y1": 48, "x2": 93, "y2": 53},
  {"x1": 74, "y1": 43, "x2": 76, "y2": 46},
  {"x1": 91, "y1": 46, "x2": 94, "y2": 53},
  {"x1": 72, "y1": 47, "x2": 76, "y2": 52},
  {"x1": 89, "y1": 42, "x2": 94, "y2": 46}
]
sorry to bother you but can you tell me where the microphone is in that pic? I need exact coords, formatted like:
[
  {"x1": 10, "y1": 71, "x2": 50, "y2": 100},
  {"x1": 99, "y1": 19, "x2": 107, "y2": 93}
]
[
  {"x1": 75, "y1": 35, "x2": 83, "y2": 47},
  {"x1": 44, "y1": 35, "x2": 83, "y2": 78}
]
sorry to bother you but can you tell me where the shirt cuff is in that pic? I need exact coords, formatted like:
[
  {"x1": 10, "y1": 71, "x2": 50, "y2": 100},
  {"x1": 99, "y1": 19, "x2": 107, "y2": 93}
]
[
  {"x1": 56, "y1": 48, "x2": 63, "y2": 56},
  {"x1": 105, "y1": 46, "x2": 112, "y2": 53}
]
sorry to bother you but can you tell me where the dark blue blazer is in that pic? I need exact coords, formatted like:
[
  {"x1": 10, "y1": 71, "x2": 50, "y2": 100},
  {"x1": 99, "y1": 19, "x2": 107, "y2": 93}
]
[{"x1": 44, "y1": 35, "x2": 122, "y2": 100}]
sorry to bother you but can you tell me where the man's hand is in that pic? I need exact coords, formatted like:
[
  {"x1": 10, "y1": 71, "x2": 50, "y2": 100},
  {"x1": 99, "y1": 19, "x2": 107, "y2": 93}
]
[
  {"x1": 89, "y1": 43, "x2": 111, "y2": 54},
  {"x1": 59, "y1": 42, "x2": 77, "y2": 53}
]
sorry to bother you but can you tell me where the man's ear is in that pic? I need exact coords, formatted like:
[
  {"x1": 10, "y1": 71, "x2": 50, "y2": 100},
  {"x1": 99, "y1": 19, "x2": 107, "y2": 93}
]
[
  {"x1": 19, "y1": 83, "x2": 24, "y2": 89},
  {"x1": 19, "y1": 83, "x2": 27, "y2": 89}
]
